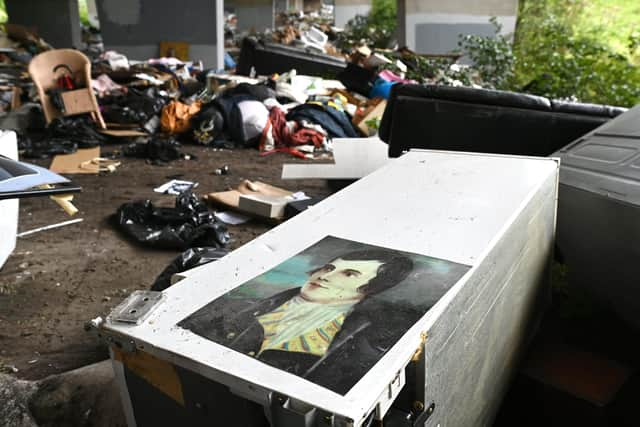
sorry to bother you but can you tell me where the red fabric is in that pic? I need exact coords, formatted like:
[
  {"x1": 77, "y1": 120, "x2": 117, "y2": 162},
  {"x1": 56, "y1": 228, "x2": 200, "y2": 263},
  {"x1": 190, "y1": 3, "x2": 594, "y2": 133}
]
[
  {"x1": 290, "y1": 128, "x2": 324, "y2": 146},
  {"x1": 260, "y1": 107, "x2": 325, "y2": 158}
]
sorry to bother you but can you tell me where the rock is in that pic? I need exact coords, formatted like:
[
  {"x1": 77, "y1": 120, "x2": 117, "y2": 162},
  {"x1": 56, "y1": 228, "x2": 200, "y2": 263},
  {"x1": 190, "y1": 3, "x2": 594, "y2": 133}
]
[
  {"x1": 28, "y1": 360, "x2": 126, "y2": 427},
  {"x1": 0, "y1": 373, "x2": 38, "y2": 427}
]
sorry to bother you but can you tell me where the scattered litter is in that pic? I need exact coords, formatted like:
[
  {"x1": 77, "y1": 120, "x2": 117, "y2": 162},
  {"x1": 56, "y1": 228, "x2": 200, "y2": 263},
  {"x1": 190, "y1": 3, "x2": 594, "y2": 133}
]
[
  {"x1": 151, "y1": 247, "x2": 229, "y2": 291},
  {"x1": 213, "y1": 165, "x2": 230, "y2": 175},
  {"x1": 205, "y1": 180, "x2": 293, "y2": 214},
  {"x1": 48, "y1": 191, "x2": 78, "y2": 216},
  {"x1": 0, "y1": 364, "x2": 19, "y2": 373},
  {"x1": 124, "y1": 137, "x2": 191, "y2": 164},
  {"x1": 154, "y1": 179, "x2": 198, "y2": 195},
  {"x1": 49, "y1": 147, "x2": 102, "y2": 174},
  {"x1": 114, "y1": 191, "x2": 230, "y2": 250},
  {"x1": 17, "y1": 218, "x2": 84, "y2": 238},
  {"x1": 214, "y1": 211, "x2": 251, "y2": 225}
]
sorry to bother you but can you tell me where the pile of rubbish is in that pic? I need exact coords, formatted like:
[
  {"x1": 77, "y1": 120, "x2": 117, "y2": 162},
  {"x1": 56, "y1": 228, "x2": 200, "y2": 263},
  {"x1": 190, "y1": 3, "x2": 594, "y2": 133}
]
[
  {"x1": 0, "y1": 24, "x2": 54, "y2": 116},
  {"x1": 5, "y1": 38, "x2": 392, "y2": 162}
]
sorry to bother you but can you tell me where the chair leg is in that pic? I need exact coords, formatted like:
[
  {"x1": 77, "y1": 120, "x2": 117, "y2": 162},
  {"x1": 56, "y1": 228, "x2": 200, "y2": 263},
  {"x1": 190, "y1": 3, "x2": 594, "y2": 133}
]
[{"x1": 95, "y1": 110, "x2": 107, "y2": 130}]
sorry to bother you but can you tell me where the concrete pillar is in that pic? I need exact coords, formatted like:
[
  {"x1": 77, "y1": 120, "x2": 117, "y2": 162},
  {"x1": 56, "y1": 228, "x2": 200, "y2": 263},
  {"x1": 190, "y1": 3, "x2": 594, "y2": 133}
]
[
  {"x1": 397, "y1": 0, "x2": 519, "y2": 54},
  {"x1": 235, "y1": 0, "x2": 274, "y2": 32},
  {"x1": 86, "y1": 0, "x2": 100, "y2": 29},
  {"x1": 95, "y1": 0, "x2": 224, "y2": 69},
  {"x1": 5, "y1": 0, "x2": 82, "y2": 48},
  {"x1": 334, "y1": 0, "x2": 371, "y2": 28}
]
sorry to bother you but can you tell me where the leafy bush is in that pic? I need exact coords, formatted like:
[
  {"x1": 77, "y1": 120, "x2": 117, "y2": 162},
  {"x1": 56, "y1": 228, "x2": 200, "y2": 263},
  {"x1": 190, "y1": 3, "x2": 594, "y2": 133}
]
[
  {"x1": 335, "y1": 0, "x2": 397, "y2": 49},
  {"x1": 457, "y1": 18, "x2": 515, "y2": 90},
  {"x1": 513, "y1": 1, "x2": 640, "y2": 106}
]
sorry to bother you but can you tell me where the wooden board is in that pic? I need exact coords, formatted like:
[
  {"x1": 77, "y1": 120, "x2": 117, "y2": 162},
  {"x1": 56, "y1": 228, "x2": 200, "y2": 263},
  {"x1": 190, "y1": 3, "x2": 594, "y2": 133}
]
[{"x1": 160, "y1": 41, "x2": 190, "y2": 61}]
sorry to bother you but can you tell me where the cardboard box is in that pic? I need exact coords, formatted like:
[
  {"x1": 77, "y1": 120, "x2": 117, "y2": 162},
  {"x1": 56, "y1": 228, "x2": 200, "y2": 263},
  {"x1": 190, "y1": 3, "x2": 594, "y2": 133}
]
[
  {"x1": 238, "y1": 194, "x2": 291, "y2": 219},
  {"x1": 101, "y1": 150, "x2": 559, "y2": 426}
]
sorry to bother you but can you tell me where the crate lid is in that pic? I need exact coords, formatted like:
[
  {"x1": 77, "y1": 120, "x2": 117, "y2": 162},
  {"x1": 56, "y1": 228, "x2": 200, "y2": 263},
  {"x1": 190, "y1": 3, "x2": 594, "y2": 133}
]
[{"x1": 102, "y1": 150, "x2": 558, "y2": 426}]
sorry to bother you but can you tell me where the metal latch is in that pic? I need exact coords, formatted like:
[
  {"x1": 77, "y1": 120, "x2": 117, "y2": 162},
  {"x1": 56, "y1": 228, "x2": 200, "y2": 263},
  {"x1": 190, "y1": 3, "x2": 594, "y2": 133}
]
[
  {"x1": 107, "y1": 290, "x2": 164, "y2": 325},
  {"x1": 384, "y1": 402, "x2": 435, "y2": 427}
]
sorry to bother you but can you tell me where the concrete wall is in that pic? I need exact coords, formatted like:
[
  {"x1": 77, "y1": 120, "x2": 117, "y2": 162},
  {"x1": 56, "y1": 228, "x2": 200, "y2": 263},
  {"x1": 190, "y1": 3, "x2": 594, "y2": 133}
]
[
  {"x1": 6, "y1": 0, "x2": 82, "y2": 48},
  {"x1": 334, "y1": 0, "x2": 371, "y2": 28},
  {"x1": 96, "y1": 0, "x2": 224, "y2": 68},
  {"x1": 398, "y1": 0, "x2": 519, "y2": 54},
  {"x1": 235, "y1": 0, "x2": 274, "y2": 32}
]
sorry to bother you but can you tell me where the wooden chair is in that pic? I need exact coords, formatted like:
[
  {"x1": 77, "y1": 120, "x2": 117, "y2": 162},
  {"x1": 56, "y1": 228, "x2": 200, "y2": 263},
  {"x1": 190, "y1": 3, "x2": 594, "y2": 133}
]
[{"x1": 28, "y1": 49, "x2": 106, "y2": 129}]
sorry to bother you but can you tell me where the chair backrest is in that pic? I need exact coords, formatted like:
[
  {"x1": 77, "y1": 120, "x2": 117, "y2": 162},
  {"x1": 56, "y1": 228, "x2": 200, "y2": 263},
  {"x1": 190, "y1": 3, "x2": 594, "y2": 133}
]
[{"x1": 28, "y1": 49, "x2": 93, "y2": 123}]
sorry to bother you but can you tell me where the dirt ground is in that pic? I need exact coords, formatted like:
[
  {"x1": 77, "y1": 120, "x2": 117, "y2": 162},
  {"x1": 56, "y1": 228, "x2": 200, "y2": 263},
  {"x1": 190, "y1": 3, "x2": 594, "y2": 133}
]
[{"x1": 0, "y1": 144, "x2": 332, "y2": 380}]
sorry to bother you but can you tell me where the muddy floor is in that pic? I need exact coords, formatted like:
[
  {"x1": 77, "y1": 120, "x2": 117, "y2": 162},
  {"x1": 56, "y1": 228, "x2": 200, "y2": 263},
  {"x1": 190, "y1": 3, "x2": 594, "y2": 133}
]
[{"x1": 0, "y1": 145, "x2": 332, "y2": 380}]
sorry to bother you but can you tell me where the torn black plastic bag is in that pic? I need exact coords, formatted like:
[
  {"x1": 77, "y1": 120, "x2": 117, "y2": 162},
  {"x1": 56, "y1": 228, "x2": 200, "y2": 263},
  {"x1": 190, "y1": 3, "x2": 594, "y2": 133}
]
[
  {"x1": 19, "y1": 135, "x2": 78, "y2": 159},
  {"x1": 48, "y1": 115, "x2": 108, "y2": 146},
  {"x1": 100, "y1": 88, "x2": 166, "y2": 127},
  {"x1": 151, "y1": 247, "x2": 229, "y2": 291},
  {"x1": 124, "y1": 137, "x2": 188, "y2": 164},
  {"x1": 114, "y1": 191, "x2": 230, "y2": 250},
  {"x1": 20, "y1": 115, "x2": 107, "y2": 158}
]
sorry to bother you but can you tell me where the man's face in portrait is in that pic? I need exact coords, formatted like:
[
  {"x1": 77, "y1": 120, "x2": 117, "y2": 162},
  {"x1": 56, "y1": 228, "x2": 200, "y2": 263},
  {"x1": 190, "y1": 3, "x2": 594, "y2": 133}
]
[{"x1": 300, "y1": 258, "x2": 383, "y2": 304}]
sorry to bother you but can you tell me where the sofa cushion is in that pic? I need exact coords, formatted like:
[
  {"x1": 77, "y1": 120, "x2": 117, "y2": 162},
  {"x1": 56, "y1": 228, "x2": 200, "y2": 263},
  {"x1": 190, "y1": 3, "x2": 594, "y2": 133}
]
[{"x1": 551, "y1": 100, "x2": 627, "y2": 118}]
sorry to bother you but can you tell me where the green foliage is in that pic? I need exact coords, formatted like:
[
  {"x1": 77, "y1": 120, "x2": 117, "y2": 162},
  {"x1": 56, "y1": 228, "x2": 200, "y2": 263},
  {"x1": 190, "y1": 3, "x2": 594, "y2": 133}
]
[
  {"x1": 513, "y1": 0, "x2": 640, "y2": 106},
  {"x1": 0, "y1": 0, "x2": 7, "y2": 24},
  {"x1": 335, "y1": 0, "x2": 397, "y2": 49},
  {"x1": 368, "y1": 0, "x2": 397, "y2": 31},
  {"x1": 78, "y1": 0, "x2": 91, "y2": 27},
  {"x1": 457, "y1": 18, "x2": 515, "y2": 90}
]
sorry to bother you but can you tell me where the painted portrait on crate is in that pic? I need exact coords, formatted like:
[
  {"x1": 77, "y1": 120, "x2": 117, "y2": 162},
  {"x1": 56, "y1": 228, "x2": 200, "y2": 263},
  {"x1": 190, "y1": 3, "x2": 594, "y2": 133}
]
[{"x1": 178, "y1": 236, "x2": 470, "y2": 394}]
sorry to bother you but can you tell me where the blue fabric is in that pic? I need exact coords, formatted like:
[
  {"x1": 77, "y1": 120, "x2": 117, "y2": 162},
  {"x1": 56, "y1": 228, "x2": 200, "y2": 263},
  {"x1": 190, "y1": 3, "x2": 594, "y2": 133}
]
[
  {"x1": 286, "y1": 104, "x2": 358, "y2": 138},
  {"x1": 224, "y1": 52, "x2": 237, "y2": 69}
]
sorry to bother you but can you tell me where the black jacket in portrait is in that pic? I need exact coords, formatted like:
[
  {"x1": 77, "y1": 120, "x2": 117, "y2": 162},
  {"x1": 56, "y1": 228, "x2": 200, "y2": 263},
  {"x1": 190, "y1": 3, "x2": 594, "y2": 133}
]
[{"x1": 179, "y1": 287, "x2": 423, "y2": 395}]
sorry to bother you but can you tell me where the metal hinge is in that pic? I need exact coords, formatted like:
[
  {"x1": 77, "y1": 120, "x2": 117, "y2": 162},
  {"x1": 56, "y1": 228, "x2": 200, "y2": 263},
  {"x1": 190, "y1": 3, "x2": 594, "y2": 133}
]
[
  {"x1": 107, "y1": 290, "x2": 164, "y2": 325},
  {"x1": 84, "y1": 290, "x2": 164, "y2": 353}
]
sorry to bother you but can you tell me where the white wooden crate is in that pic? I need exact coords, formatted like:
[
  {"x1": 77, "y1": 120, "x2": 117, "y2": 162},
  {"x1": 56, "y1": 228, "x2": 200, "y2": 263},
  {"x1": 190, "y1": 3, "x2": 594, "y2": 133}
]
[
  {"x1": 102, "y1": 150, "x2": 559, "y2": 427},
  {"x1": 0, "y1": 130, "x2": 19, "y2": 269}
]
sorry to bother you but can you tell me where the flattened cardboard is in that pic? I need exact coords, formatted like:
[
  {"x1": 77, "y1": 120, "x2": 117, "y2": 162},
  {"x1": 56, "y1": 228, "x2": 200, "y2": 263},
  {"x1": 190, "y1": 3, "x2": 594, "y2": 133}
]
[
  {"x1": 98, "y1": 129, "x2": 148, "y2": 137},
  {"x1": 282, "y1": 137, "x2": 389, "y2": 179},
  {"x1": 60, "y1": 88, "x2": 95, "y2": 115},
  {"x1": 49, "y1": 147, "x2": 100, "y2": 174}
]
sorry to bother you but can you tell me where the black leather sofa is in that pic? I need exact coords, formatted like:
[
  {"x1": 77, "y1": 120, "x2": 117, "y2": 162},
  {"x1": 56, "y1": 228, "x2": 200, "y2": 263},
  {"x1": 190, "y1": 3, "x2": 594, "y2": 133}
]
[
  {"x1": 237, "y1": 37, "x2": 347, "y2": 78},
  {"x1": 379, "y1": 84, "x2": 627, "y2": 158}
]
